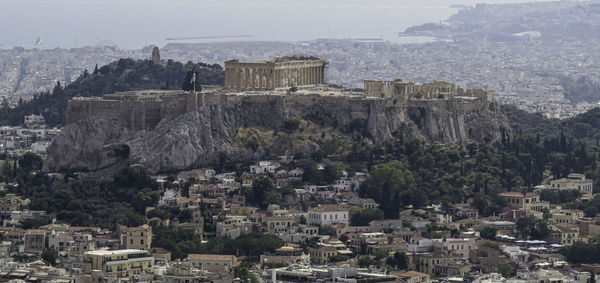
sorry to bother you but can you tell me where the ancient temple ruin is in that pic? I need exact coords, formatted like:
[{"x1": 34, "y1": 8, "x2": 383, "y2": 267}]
[
  {"x1": 364, "y1": 79, "x2": 494, "y2": 102},
  {"x1": 224, "y1": 56, "x2": 327, "y2": 89}
]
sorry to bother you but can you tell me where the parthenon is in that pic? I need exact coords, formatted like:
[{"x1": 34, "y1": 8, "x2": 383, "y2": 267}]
[{"x1": 224, "y1": 56, "x2": 327, "y2": 89}]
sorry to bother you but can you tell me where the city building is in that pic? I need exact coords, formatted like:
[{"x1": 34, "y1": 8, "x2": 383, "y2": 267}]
[
  {"x1": 187, "y1": 254, "x2": 236, "y2": 273},
  {"x1": 24, "y1": 114, "x2": 46, "y2": 129},
  {"x1": 550, "y1": 173, "x2": 594, "y2": 197},
  {"x1": 0, "y1": 194, "x2": 25, "y2": 217},
  {"x1": 84, "y1": 249, "x2": 154, "y2": 278},
  {"x1": 120, "y1": 224, "x2": 152, "y2": 250},
  {"x1": 308, "y1": 204, "x2": 349, "y2": 226},
  {"x1": 497, "y1": 192, "x2": 549, "y2": 212}
]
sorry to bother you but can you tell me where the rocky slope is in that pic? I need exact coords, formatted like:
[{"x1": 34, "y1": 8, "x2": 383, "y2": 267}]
[{"x1": 44, "y1": 94, "x2": 510, "y2": 174}]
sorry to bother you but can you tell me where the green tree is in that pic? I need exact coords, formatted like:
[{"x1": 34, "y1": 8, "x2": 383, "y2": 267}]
[
  {"x1": 358, "y1": 256, "x2": 376, "y2": 268},
  {"x1": 41, "y1": 248, "x2": 58, "y2": 266},
  {"x1": 182, "y1": 70, "x2": 202, "y2": 92},
  {"x1": 246, "y1": 176, "x2": 278, "y2": 209},
  {"x1": 350, "y1": 208, "x2": 385, "y2": 226},
  {"x1": 300, "y1": 160, "x2": 321, "y2": 184},
  {"x1": 497, "y1": 262, "x2": 513, "y2": 278},
  {"x1": 321, "y1": 137, "x2": 347, "y2": 156},
  {"x1": 322, "y1": 163, "x2": 342, "y2": 184},
  {"x1": 386, "y1": 251, "x2": 408, "y2": 270},
  {"x1": 318, "y1": 226, "x2": 336, "y2": 236},
  {"x1": 18, "y1": 152, "x2": 43, "y2": 173},
  {"x1": 359, "y1": 160, "x2": 417, "y2": 218},
  {"x1": 478, "y1": 227, "x2": 497, "y2": 240}
]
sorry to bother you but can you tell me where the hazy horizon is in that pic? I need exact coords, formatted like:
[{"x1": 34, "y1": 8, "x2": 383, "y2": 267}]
[{"x1": 1, "y1": 0, "x2": 580, "y2": 49}]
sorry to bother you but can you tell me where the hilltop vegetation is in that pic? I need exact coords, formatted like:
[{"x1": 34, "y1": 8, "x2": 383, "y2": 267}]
[
  {"x1": 559, "y1": 76, "x2": 600, "y2": 104},
  {"x1": 0, "y1": 58, "x2": 225, "y2": 127},
  {"x1": 502, "y1": 105, "x2": 600, "y2": 144}
]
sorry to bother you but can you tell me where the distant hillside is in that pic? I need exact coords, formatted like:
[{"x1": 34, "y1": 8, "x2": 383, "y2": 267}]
[
  {"x1": 501, "y1": 105, "x2": 561, "y2": 138},
  {"x1": 502, "y1": 105, "x2": 600, "y2": 144},
  {"x1": 559, "y1": 76, "x2": 600, "y2": 104},
  {"x1": 0, "y1": 59, "x2": 225, "y2": 127},
  {"x1": 404, "y1": 2, "x2": 600, "y2": 42}
]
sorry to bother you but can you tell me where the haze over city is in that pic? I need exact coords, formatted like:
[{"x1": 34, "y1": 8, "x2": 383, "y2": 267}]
[{"x1": 1, "y1": 0, "x2": 563, "y2": 49}]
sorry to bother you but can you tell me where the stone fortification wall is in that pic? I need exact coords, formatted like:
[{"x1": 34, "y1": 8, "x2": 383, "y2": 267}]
[
  {"x1": 66, "y1": 91, "x2": 496, "y2": 143},
  {"x1": 67, "y1": 99, "x2": 167, "y2": 131},
  {"x1": 67, "y1": 92, "x2": 374, "y2": 131},
  {"x1": 50, "y1": 91, "x2": 508, "y2": 174}
]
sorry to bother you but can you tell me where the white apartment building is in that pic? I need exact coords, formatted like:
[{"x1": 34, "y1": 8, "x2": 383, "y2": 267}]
[
  {"x1": 308, "y1": 204, "x2": 349, "y2": 226},
  {"x1": 250, "y1": 161, "x2": 281, "y2": 174},
  {"x1": 550, "y1": 173, "x2": 593, "y2": 197}
]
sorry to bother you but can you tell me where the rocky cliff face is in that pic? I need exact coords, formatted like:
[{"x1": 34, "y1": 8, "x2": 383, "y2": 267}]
[{"x1": 44, "y1": 94, "x2": 511, "y2": 174}]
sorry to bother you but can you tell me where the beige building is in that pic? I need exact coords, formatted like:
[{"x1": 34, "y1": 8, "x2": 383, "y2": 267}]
[
  {"x1": 551, "y1": 209, "x2": 584, "y2": 225},
  {"x1": 393, "y1": 271, "x2": 430, "y2": 283},
  {"x1": 0, "y1": 194, "x2": 24, "y2": 216},
  {"x1": 409, "y1": 252, "x2": 463, "y2": 276},
  {"x1": 265, "y1": 216, "x2": 297, "y2": 234},
  {"x1": 224, "y1": 56, "x2": 327, "y2": 89},
  {"x1": 550, "y1": 225, "x2": 579, "y2": 245},
  {"x1": 24, "y1": 229, "x2": 47, "y2": 253},
  {"x1": 84, "y1": 249, "x2": 154, "y2": 278},
  {"x1": 121, "y1": 224, "x2": 152, "y2": 250},
  {"x1": 498, "y1": 192, "x2": 549, "y2": 212},
  {"x1": 310, "y1": 246, "x2": 338, "y2": 265},
  {"x1": 188, "y1": 254, "x2": 236, "y2": 273},
  {"x1": 550, "y1": 173, "x2": 594, "y2": 197}
]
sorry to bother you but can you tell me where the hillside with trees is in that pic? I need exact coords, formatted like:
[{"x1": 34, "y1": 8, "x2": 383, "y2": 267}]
[
  {"x1": 0, "y1": 58, "x2": 225, "y2": 127},
  {"x1": 502, "y1": 105, "x2": 600, "y2": 144}
]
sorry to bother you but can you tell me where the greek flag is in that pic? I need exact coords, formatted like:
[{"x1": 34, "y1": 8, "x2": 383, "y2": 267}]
[{"x1": 190, "y1": 73, "x2": 196, "y2": 84}]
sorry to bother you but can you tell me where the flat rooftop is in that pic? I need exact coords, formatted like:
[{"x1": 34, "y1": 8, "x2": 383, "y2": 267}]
[{"x1": 84, "y1": 249, "x2": 149, "y2": 256}]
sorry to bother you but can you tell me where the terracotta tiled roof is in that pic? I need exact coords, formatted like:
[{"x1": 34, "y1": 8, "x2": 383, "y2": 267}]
[
  {"x1": 69, "y1": 226, "x2": 101, "y2": 232},
  {"x1": 151, "y1": 247, "x2": 171, "y2": 254},
  {"x1": 309, "y1": 204, "x2": 348, "y2": 212},
  {"x1": 498, "y1": 192, "x2": 538, "y2": 198},
  {"x1": 127, "y1": 224, "x2": 151, "y2": 232},
  {"x1": 188, "y1": 254, "x2": 235, "y2": 261},
  {"x1": 392, "y1": 271, "x2": 429, "y2": 278}
]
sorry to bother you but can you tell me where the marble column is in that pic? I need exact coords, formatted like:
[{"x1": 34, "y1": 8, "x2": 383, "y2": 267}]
[
  {"x1": 315, "y1": 67, "x2": 319, "y2": 84},
  {"x1": 241, "y1": 68, "x2": 246, "y2": 88},
  {"x1": 303, "y1": 67, "x2": 308, "y2": 85},
  {"x1": 246, "y1": 68, "x2": 254, "y2": 88},
  {"x1": 318, "y1": 67, "x2": 323, "y2": 84}
]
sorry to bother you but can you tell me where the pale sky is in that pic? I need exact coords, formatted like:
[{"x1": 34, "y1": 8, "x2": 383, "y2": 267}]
[{"x1": 0, "y1": 0, "x2": 579, "y2": 49}]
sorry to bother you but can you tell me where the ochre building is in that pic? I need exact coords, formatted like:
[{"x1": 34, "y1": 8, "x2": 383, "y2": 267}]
[
  {"x1": 84, "y1": 249, "x2": 154, "y2": 278},
  {"x1": 224, "y1": 56, "x2": 327, "y2": 89}
]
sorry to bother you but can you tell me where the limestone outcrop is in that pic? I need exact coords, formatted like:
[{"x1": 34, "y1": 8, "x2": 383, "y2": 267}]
[{"x1": 44, "y1": 93, "x2": 510, "y2": 174}]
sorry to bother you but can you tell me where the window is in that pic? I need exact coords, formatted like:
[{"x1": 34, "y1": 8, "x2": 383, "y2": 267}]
[
  {"x1": 141, "y1": 239, "x2": 144, "y2": 245},
  {"x1": 130, "y1": 239, "x2": 133, "y2": 244}
]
